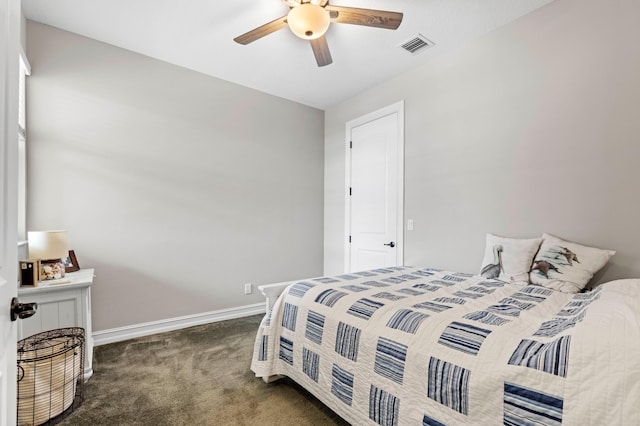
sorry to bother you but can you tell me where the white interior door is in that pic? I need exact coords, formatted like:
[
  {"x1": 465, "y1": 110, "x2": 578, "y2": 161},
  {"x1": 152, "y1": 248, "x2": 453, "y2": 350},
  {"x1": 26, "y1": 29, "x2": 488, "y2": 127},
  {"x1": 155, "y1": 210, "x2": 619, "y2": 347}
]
[
  {"x1": 345, "y1": 101, "x2": 404, "y2": 272},
  {"x1": 1, "y1": 0, "x2": 20, "y2": 424}
]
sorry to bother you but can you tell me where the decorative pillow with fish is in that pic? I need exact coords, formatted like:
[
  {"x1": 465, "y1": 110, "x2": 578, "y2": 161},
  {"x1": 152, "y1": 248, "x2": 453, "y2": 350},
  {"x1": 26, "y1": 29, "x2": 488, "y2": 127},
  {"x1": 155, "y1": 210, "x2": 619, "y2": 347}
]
[
  {"x1": 529, "y1": 233, "x2": 615, "y2": 293},
  {"x1": 479, "y1": 234, "x2": 542, "y2": 284}
]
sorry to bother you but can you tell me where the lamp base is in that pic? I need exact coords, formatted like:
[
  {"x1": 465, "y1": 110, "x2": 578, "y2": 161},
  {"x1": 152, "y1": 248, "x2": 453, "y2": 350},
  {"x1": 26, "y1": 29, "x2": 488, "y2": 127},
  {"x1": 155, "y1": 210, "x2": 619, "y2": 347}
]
[{"x1": 40, "y1": 259, "x2": 66, "y2": 280}]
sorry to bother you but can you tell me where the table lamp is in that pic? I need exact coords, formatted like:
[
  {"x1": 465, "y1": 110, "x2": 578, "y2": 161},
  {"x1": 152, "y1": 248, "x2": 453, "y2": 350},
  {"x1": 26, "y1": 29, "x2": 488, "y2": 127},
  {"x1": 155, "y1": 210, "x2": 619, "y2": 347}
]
[{"x1": 27, "y1": 230, "x2": 68, "y2": 280}]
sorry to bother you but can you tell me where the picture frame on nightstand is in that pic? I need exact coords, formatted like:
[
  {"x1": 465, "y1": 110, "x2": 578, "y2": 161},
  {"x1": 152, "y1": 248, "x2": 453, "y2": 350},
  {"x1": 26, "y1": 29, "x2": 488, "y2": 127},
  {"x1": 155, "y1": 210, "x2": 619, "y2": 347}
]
[
  {"x1": 19, "y1": 259, "x2": 40, "y2": 286},
  {"x1": 63, "y1": 250, "x2": 80, "y2": 272}
]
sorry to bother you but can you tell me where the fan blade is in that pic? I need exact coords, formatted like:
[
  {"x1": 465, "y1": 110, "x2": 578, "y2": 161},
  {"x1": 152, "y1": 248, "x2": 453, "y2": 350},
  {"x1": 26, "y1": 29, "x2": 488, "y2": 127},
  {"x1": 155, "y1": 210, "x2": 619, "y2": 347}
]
[
  {"x1": 234, "y1": 15, "x2": 289, "y2": 45},
  {"x1": 326, "y1": 5, "x2": 403, "y2": 30},
  {"x1": 319, "y1": 0, "x2": 329, "y2": 6},
  {"x1": 310, "y1": 36, "x2": 333, "y2": 67},
  {"x1": 283, "y1": 0, "x2": 300, "y2": 6}
]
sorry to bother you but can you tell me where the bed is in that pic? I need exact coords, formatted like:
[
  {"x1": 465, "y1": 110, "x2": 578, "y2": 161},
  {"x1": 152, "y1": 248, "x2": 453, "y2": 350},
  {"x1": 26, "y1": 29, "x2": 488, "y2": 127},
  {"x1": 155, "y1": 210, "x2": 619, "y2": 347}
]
[{"x1": 251, "y1": 235, "x2": 640, "y2": 425}]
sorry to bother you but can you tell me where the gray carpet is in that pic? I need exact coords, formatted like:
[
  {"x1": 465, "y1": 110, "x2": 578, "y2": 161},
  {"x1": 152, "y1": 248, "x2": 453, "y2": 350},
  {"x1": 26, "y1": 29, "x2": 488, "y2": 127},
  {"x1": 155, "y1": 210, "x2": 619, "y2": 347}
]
[{"x1": 60, "y1": 315, "x2": 349, "y2": 425}]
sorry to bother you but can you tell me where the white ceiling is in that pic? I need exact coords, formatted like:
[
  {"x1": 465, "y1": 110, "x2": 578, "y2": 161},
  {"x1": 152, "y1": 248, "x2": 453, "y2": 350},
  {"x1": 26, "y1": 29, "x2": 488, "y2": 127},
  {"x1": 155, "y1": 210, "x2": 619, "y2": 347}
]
[{"x1": 22, "y1": 0, "x2": 554, "y2": 109}]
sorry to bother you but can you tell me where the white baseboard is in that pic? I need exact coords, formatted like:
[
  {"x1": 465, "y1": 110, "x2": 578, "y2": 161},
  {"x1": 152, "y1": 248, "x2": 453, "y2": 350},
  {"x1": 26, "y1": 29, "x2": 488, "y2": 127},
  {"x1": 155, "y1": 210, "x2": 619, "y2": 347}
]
[{"x1": 92, "y1": 302, "x2": 266, "y2": 346}]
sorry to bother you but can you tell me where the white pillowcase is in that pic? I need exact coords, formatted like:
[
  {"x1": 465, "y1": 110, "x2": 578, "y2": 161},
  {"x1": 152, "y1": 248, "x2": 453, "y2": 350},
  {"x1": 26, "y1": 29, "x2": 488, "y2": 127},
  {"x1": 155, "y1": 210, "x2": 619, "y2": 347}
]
[
  {"x1": 529, "y1": 233, "x2": 615, "y2": 293},
  {"x1": 479, "y1": 234, "x2": 543, "y2": 284}
]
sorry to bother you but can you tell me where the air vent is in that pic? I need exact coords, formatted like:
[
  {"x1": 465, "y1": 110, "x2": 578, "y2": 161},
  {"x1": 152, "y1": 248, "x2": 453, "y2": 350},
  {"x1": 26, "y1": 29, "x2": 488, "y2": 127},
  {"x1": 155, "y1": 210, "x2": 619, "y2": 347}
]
[{"x1": 400, "y1": 34, "x2": 434, "y2": 54}]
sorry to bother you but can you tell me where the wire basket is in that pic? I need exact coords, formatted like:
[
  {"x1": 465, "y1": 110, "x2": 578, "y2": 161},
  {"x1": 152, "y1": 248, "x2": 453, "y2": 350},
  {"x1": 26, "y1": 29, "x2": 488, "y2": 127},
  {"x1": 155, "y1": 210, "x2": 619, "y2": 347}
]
[{"x1": 17, "y1": 327, "x2": 85, "y2": 426}]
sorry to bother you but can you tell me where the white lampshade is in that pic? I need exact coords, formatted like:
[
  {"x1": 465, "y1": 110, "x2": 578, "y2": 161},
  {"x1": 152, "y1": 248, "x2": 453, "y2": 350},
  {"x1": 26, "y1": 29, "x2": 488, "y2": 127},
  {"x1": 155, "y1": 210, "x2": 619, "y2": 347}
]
[
  {"x1": 28, "y1": 231, "x2": 68, "y2": 260},
  {"x1": 287, "y1": 4, "x2": 330, "y2": 40}
]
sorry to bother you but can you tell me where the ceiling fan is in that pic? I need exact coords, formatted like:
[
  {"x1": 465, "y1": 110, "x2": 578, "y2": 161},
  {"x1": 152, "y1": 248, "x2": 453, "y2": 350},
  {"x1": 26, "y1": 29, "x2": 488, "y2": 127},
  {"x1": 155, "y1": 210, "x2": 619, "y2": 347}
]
[{"x1": 234, "y1": 0, "x2": 403, "y2": 67}]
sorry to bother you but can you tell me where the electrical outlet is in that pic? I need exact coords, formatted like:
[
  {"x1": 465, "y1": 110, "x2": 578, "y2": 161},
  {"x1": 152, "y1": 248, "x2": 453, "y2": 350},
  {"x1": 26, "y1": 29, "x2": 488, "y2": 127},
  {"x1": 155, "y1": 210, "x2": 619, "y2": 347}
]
[{"x1": 244, "y1": 283, "x2": 253, "y2": 295}]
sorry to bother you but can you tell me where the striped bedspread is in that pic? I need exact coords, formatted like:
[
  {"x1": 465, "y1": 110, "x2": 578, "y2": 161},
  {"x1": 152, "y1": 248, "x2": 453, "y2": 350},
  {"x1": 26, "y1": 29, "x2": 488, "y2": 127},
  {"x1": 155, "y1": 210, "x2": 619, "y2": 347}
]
[{"x1": 251, "y1": 266, "x2": 640, "y2": 425}]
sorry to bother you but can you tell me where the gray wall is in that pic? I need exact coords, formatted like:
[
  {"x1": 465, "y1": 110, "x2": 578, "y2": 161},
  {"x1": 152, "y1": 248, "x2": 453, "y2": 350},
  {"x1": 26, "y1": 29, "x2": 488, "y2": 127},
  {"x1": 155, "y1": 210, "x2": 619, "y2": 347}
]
[
  {"x1": 20, "y1": 6, "x2": 26, "y2": 51},
  {"x1": 26, "y1": 22, "x2": 325, "y2": 331},
  {"x1": 325, "y1": 0, "x2": 640, "y2": 282}
]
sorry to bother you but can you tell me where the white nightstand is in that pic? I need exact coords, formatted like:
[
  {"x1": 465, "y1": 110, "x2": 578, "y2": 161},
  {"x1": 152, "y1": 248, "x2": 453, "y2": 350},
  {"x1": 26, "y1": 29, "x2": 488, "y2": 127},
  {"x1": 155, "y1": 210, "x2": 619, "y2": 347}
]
[{"x1": 18, "y1": 268, "x2": 95, "y2": 380}]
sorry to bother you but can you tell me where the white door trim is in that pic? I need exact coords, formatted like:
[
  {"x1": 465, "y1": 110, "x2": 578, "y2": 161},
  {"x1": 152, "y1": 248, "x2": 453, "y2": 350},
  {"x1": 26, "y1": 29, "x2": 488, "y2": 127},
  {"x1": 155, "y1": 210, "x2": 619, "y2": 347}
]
[{"x1": 344, "y1": 100, "x2": 405, "y2": 273}]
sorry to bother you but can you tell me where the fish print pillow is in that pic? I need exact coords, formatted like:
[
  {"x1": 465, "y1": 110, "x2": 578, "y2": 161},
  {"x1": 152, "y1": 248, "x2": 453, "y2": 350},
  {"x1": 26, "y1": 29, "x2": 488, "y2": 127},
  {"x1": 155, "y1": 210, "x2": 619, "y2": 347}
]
[
  {"x1": 529, "y1": 233, "x2": 615, "y2": 293},
  {"x1": 479, "y1": 234, "x2": 543, "y2": 284}
]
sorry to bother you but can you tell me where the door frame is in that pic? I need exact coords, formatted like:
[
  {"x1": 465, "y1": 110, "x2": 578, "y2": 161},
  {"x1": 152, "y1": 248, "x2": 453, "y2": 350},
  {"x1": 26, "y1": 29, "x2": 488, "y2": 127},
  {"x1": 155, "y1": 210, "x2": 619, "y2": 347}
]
[{"x1": 344, "y1": 100, "x2": 405, "y2": 272}]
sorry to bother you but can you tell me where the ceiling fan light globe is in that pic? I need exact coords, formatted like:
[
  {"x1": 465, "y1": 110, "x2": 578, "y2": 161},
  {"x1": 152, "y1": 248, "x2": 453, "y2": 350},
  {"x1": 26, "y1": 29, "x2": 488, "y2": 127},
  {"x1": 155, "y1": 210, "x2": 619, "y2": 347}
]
[{"x1": 287, "y1": 4, "x2": 330, "y2": 40}]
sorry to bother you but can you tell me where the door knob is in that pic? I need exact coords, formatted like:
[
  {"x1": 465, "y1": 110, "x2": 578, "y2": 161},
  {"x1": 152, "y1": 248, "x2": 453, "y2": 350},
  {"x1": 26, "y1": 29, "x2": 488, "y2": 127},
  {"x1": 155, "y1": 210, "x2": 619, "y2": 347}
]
[
  {"x1": 383, "y1": 241, "x2": 396, "y2": 248},
  {"x1": 10, "y1": 298, "x2": 38, "y2": 322}
]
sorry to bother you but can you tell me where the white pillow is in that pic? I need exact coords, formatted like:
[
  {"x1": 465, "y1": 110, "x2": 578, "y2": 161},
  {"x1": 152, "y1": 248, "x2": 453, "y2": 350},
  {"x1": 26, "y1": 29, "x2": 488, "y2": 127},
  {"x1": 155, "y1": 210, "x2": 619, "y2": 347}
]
[
  {"x1": 529, "y1": 233, "x2": 615, "y2": 293},
  {"x1": 479, "y1": 234, "x2": 543, "y2": 284}
]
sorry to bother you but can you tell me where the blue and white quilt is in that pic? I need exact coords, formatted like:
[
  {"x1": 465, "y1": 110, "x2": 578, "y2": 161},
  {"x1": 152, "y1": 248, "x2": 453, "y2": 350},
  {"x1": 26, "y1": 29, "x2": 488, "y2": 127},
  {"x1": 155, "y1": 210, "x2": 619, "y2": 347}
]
[{"x1": 251, "y1": 266, "x2": 640, "y2": 425}]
